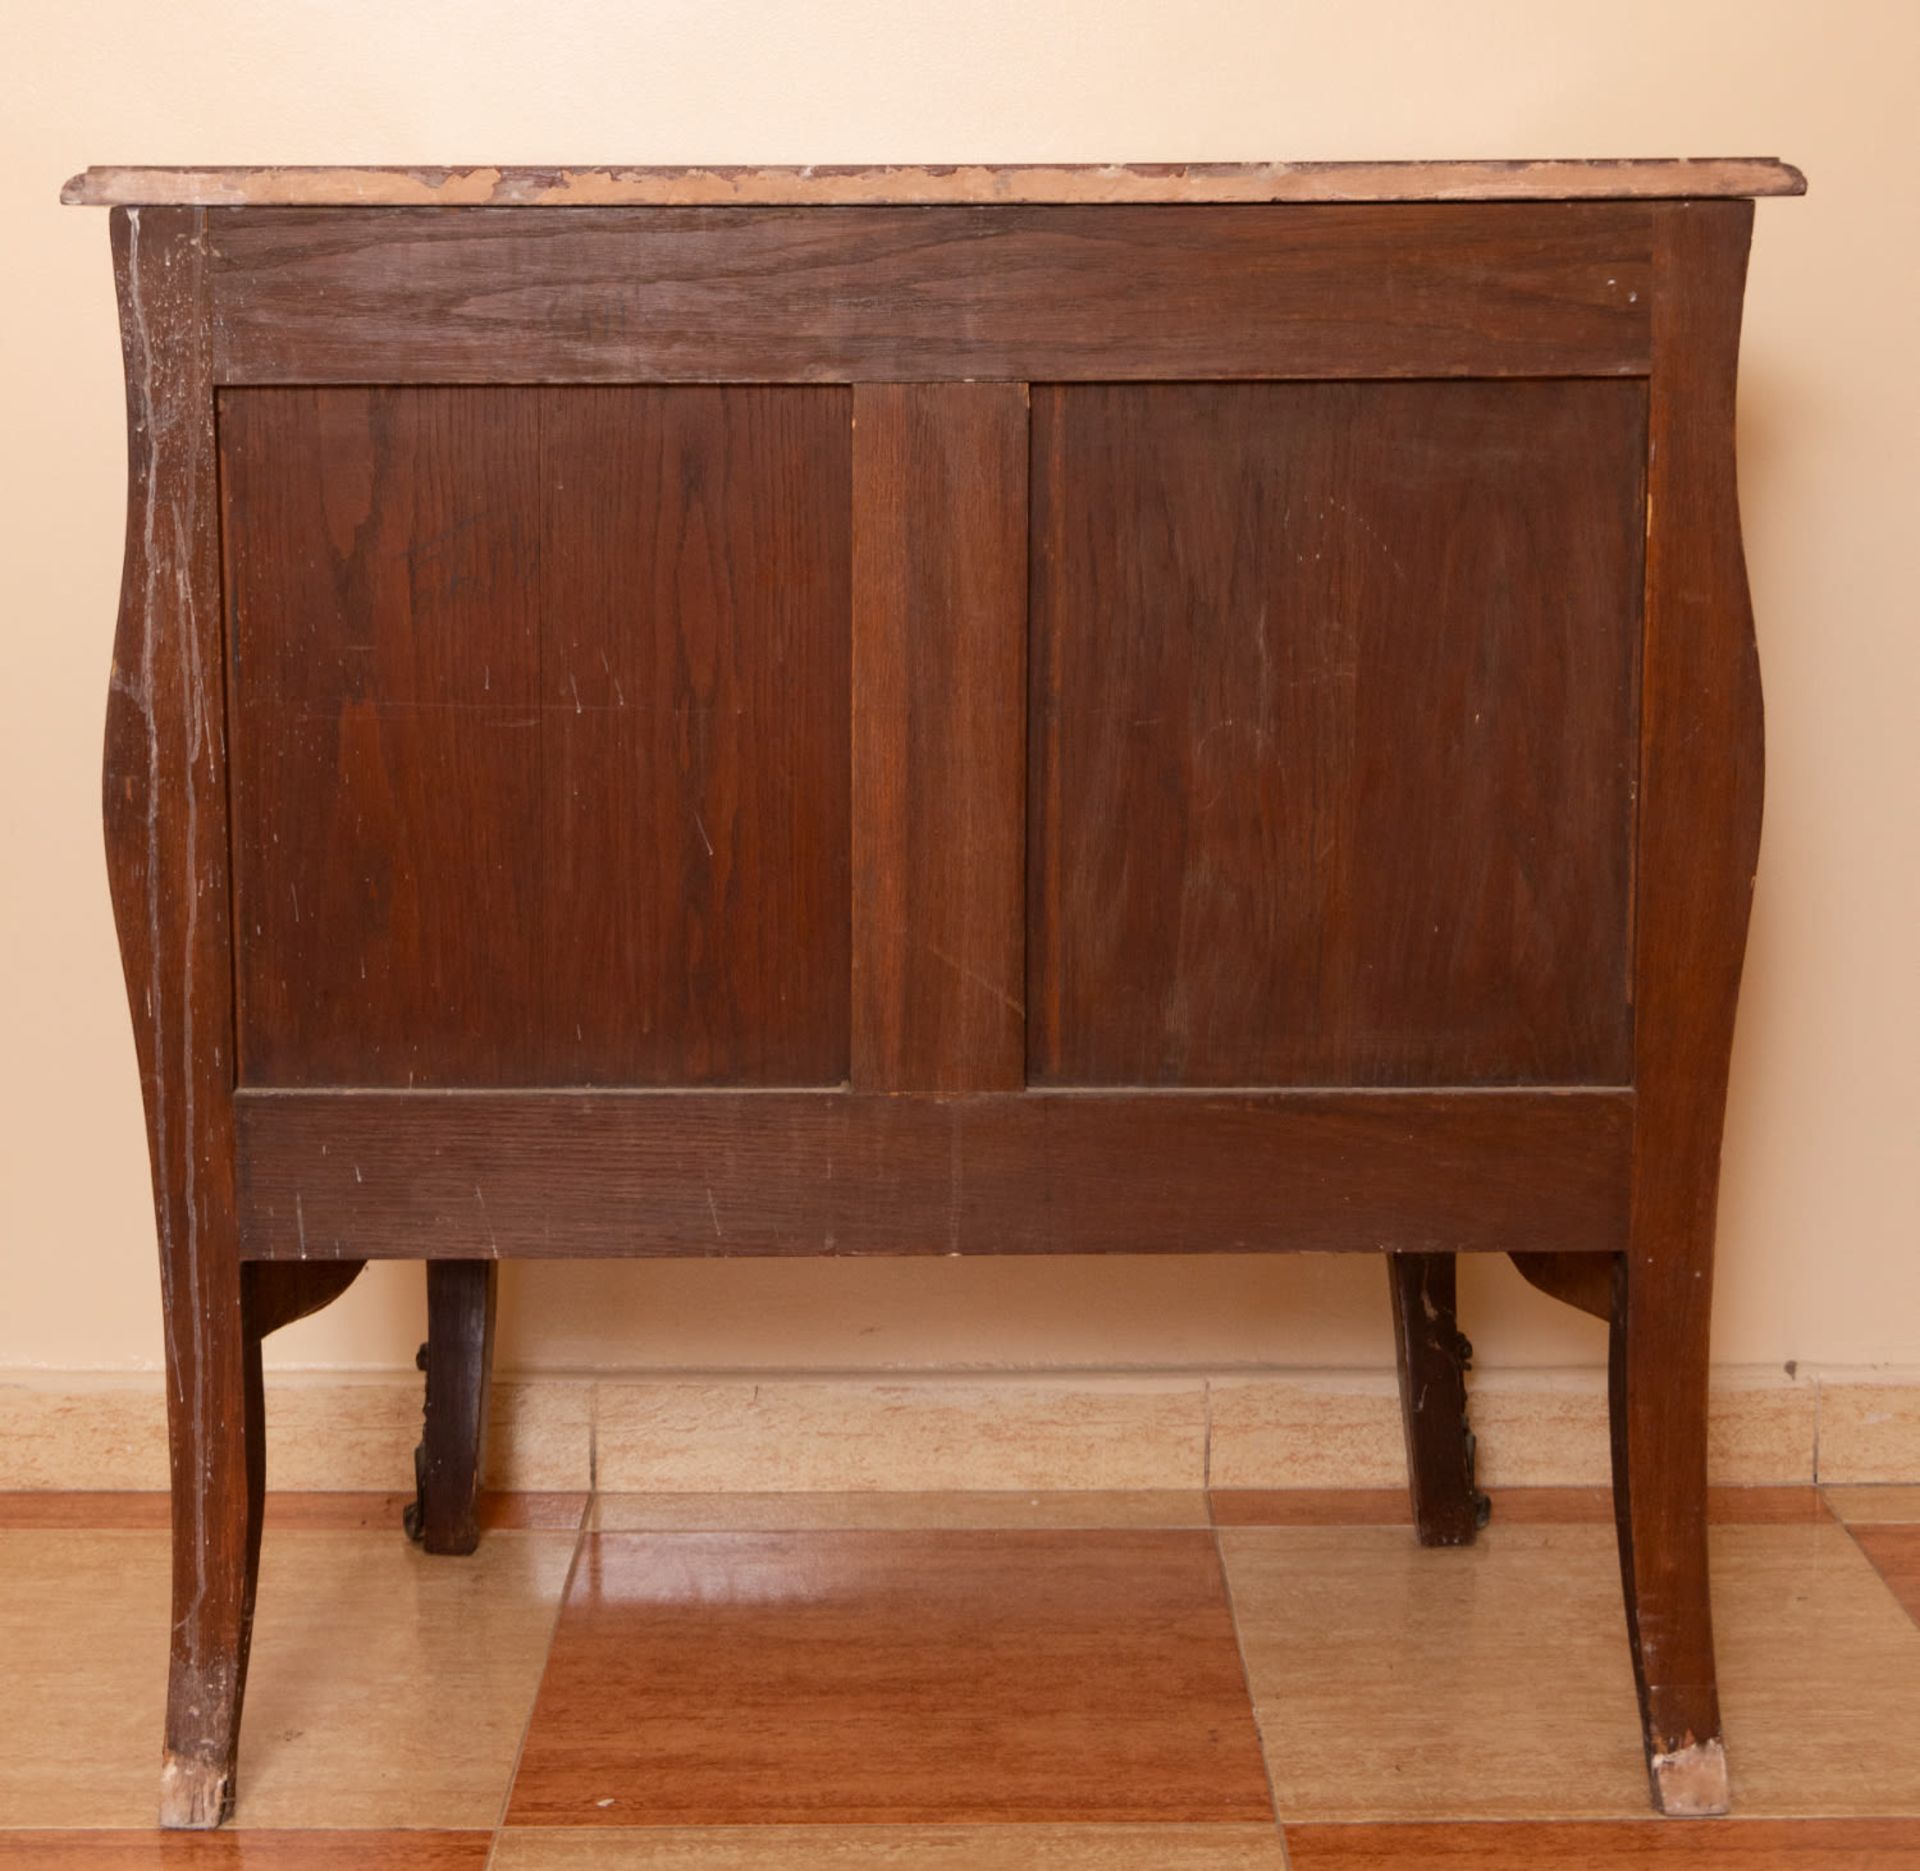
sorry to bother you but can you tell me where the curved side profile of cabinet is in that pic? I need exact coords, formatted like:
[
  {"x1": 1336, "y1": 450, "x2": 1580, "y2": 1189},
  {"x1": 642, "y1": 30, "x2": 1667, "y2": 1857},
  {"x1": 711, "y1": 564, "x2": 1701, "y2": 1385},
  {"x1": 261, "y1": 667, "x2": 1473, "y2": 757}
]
[
  {"x1": 1611, "y1": 199, "x2": 1767, "y2": 1817},
  {"x1": 103, "y1": 204, "x2": 365, "y2": 1829}
]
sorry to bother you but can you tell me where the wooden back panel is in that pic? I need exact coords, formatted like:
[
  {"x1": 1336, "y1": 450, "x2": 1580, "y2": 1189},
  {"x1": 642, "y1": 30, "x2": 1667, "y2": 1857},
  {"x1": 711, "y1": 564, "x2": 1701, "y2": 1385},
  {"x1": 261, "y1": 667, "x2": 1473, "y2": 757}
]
[{"x1": 95, "y1": 194, "x2": 1763, "y2": 1261}]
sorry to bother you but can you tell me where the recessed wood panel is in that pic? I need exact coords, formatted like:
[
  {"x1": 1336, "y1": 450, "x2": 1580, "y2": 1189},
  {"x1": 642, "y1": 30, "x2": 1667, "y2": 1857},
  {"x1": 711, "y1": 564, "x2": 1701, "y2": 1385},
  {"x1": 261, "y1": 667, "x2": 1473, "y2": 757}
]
[
  {"x1": 221, "y1": 385, "x2": 851, "y2": 1088},
  {"x1": 1030, "y1": 379, "x2": 1646, "y2": 1089}
]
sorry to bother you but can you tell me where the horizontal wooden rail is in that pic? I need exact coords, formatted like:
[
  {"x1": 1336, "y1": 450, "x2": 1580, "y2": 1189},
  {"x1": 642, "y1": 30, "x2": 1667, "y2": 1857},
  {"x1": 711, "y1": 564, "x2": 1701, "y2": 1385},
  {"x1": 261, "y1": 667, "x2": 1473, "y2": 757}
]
[
  {"x1": 207, "y1": 203, "x2": 1654, "y2": 384},
  {"x1": 236, "y1": 1086, "x2": 1632, "y2": 1261}
]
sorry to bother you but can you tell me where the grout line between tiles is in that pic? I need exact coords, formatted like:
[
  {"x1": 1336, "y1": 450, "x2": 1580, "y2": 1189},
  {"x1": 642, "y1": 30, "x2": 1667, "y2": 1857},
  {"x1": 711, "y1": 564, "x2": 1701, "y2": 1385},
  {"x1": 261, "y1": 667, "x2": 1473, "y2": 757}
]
[{"x1": 1213, "y1": 1521, "x2": 1291, "y2": 1865}]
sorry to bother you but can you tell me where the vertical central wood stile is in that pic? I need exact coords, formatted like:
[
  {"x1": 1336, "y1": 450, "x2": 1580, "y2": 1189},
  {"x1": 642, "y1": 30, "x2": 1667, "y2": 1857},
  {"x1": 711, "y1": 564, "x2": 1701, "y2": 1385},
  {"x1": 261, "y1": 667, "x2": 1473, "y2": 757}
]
[{"x1": 850, "y1": 383, "x2": 1030, "y2": 1092}]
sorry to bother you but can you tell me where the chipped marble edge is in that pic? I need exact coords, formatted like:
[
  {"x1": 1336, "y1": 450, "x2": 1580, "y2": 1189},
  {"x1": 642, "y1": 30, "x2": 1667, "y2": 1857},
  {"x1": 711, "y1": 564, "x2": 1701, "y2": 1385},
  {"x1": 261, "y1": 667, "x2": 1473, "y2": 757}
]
[{"x1": 60, "y1": 158, "x2": 1809, "y2": 208}]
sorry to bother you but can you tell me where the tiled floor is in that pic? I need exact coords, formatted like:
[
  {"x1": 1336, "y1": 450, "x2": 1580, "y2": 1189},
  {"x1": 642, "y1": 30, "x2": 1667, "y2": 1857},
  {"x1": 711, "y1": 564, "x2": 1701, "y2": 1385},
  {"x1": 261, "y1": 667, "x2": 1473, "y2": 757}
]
[{"x1": 2, "y1": 1487, "x2": 1918, "y2": 1866}]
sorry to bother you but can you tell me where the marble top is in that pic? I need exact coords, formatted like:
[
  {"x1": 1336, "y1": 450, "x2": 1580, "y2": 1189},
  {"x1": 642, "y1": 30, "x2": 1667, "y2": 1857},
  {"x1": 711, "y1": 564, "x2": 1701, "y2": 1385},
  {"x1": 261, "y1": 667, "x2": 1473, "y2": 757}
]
[{"x1": 62, "y1": 158, "x2": 1807, "y2": 209}]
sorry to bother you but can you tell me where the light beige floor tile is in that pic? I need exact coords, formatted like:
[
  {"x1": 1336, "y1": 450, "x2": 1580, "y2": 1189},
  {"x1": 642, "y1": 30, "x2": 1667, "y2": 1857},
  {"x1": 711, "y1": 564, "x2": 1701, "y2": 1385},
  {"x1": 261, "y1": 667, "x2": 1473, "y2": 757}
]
[
  {"x1": 0, "y1": 1530, "x2": 175, "y2": 1825},
  {"x1": 590, "y1": 1489, "x2": 1210, "y2": 1530},
  {"x1": 1221, "y1": 1519, "x2": 1920, "y2": 1821},
  {"x1": 0, "y1": 1527, "x2": 575, "y2": 1828},
  {"x1": 490, "y1": 1826, "x2": 1289, "y2": 1868},
  {"x1": 1221, "y1": 1523, "x2": 1649, "y2": 1820},
  {"x1": 1826, "y1": 1484, "x2": 1920, "y2": 1525},
  {"x1": 594, "y1": 1378, "x2": 1207, "y2": 1490},
  {"x1": 1715, "y1": 1522, "x2": 1920, "y2": 1815}
]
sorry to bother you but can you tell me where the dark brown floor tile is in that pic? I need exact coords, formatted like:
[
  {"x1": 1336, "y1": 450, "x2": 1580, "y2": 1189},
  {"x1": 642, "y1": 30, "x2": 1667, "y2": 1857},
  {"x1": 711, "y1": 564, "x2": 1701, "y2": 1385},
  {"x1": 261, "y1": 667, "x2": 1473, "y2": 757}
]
[
  {"x1": 0, "y1": 1493, "x2": 173, "y2": 1529},
  {"x1": 506, "y1": 1528, "x2": 1272, "y2": 1825},
  {"x1": 1283, "y1": 1818, "x2": 1920, "y2": 1867},
  {"x1": 0, "y1": 1491, "x2": 587, "y2": 1532},
  {"x1": 264, "y1": 1490, "x2": 589, "y2": 1531},
  {"x1": 0, "y1": 1834, "x2": 492, "y2": 1867},
  {"x1": 1207, "y1": 1487, "x2": 1831, "y2": 1529},
  {"x1": 1209, "y1": 1489, "x2": 1412, "y2": 1526},
  {"x1": 1852, "y1": 1526, "x2": 1920, "y2": 1625}
]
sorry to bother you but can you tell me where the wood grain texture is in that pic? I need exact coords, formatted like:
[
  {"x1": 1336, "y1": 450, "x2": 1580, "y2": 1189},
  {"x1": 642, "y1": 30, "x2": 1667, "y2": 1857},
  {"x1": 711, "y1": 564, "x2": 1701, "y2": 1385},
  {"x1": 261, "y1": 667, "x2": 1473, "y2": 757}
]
[
  {"x1": 1284, "y1": 1819, "x2": 1920, "y2": 1868},
  {"x1": 102, "y1": 205, "x2": 257, "y2": 1829},
  {"x1": 233, "y1": 1088, "x2": 1632, "y2": 1260},
  {"x1": 851, "y1": 384, "x2": 1027, "y2": 1091},
  {"x1": 1029, "y1": 379, "x2": 1645, "y2": 1088},
  {"x1": 220, "y1": 385, "x2": 851, "y2": 1089},
  {"x1": 505, "y1": 1529, "x2": 1273, "y2": 1823},
  {"x1": 0, "y1": 1835, "x2": 494, "y2": 1868},
  {"x1": 63, "y1": 156, "x2": 1808, "y2": 207},
  {"x1": 1610, "y1": 200, "x2": 1766, "y2": 1816},
  {"x1": 204, "y1": 205, "x2": 1654, "y2": 384},
  {"x1": 491, "y1": 1830, "x2": 1292, "y2": 1870}
]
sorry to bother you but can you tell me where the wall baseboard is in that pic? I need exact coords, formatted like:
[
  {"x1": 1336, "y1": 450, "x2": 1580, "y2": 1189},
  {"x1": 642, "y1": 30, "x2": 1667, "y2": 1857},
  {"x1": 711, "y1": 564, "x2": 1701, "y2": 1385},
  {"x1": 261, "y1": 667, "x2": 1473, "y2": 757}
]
[{"x1": 1, "y1": 1364, "x2": 1914, "y2": 1492}]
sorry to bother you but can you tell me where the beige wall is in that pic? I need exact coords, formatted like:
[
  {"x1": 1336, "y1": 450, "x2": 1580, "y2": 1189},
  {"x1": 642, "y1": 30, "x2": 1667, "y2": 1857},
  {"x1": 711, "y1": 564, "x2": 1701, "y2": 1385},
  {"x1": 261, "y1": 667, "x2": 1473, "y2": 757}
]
[{"x1": 3, "y1": 1, "x2": 1915, "y2": 1386}]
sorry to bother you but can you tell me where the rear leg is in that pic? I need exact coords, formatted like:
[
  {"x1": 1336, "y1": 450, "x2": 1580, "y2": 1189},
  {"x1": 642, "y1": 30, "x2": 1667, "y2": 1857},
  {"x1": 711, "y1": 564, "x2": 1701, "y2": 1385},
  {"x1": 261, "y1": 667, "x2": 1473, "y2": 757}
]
[{"x1": 1387, "y1": 1252, "x2": 1490, "y2": 1546}]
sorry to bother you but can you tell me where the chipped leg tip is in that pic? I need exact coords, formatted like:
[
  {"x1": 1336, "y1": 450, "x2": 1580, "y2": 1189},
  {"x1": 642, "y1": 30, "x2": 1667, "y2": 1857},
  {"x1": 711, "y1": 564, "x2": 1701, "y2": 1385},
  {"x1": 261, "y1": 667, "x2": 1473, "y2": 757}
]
[
  {"x1": 1651, "y1": 1736, "x2": 1730, "y2": 1817},
  {"x1": 159, "y1": 1750, "x2": 232, "y2": 1829}
]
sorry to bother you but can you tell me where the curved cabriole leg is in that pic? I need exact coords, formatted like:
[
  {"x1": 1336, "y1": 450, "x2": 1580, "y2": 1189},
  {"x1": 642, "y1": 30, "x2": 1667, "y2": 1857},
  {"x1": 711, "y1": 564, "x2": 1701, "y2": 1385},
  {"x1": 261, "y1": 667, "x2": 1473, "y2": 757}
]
[
  {"x1": 1610, "y1": 1253, "x2": 1727, "y2": 1815},
  {"x1": 1387, "y1": 1253, "x2": 1488, "y2": 1545},
  {"x1": 1612, "y1": 198, "x2": 1768, "y2": 1817},
  {"x1": 102, "y1": 201, "x2": 248, "y2": 1830},
  {"x1": 103, "y1": 205, "x2": 373, "y2": 1828},
  {"x1": 405, "y1": 1260, "x2": 499, "y2": 1555}
]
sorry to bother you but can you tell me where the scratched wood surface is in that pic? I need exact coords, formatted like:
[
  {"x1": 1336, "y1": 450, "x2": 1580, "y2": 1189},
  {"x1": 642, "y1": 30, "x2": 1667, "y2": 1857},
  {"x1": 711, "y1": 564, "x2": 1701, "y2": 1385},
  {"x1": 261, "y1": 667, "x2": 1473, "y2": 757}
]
[
  {"x1": 203, "y1": 205, "x2": 1655, "y2": 384},
  {"x1": 233, "y1": 1088, "x2": 1633, "y2": 1261},
  {"x1": 61, "y1": 156, "x2": 1808, "y2": 206},
  {"x1": 220, "y1": 385, "x2": 851, "y2": 1089},
  {"x1": 1029, "y1": 379, "x2": 1646, "y2": 1089},
  {"x1": 101, "y1": 205, "x2": 263, "y2": 1829}
]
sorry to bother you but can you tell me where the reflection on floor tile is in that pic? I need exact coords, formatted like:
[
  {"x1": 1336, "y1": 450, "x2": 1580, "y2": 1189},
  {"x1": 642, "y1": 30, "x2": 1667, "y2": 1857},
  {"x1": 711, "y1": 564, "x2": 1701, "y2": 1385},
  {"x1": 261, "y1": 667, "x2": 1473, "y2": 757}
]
[
  {"x1": 491, "y1": 1827, "x2": 1289, "y2": 1868},
  {"x1": 1852, "y1": 1526, "x2": 1920, "y2": 1622},
  {"x1": 1828, "y1": 1486, "x2": 1920, "y2": 1526},
  {"x1": 1221, "y1": 1520, "x2": 1920, "y2": 1821},
  {"x1": 0, "y1": 1833, "x2": 492, "y2": 1867},
  {"x1": 591, "y1": 1490, "x2": 1209, "y2": 1531},
  {"x1": 1284, "y1": 1817, "x2": 1920, "y2": 1867},
  {"x1": 0, "y1": 1528, "x2": 574, "y2": 1830},
  {"x1": 237, "y1": 1531, "x2": 576, "y2": 1826},
  {"x1": 506, "y1": 1530, "x2": 1271, "y2": 1825}
]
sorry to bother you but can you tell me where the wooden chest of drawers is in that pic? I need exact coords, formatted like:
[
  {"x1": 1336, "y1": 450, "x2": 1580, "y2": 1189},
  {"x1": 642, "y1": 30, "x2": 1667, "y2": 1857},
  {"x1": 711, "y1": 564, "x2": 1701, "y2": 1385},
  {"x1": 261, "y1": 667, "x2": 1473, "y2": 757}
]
[{"x1": 64, "y1": 155, "x2": 1803, "y2": 1825}]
